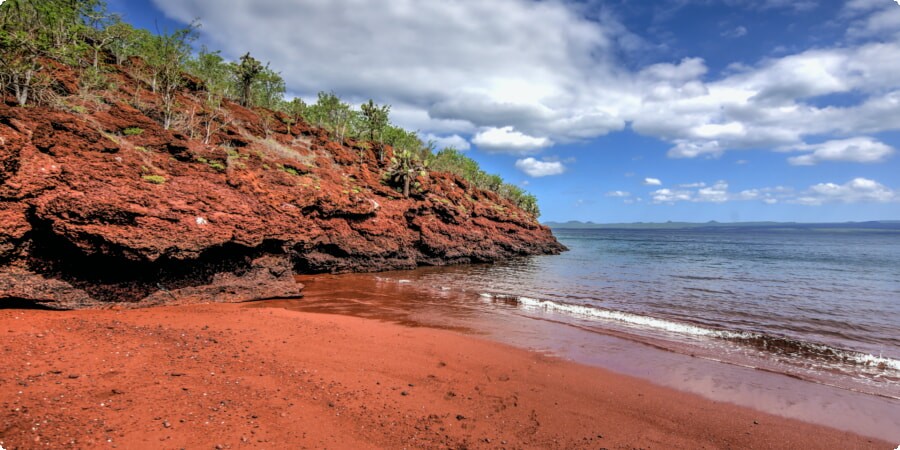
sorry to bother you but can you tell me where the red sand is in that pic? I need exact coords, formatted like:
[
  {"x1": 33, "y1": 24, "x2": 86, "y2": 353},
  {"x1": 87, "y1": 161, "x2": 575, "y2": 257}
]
[{"x1": 0, "y1": 303, "x2": 889, "y2": 449}]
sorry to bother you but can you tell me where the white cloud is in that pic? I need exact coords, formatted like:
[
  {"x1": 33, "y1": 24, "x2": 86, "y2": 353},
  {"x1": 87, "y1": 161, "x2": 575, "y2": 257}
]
[
  {"x1": 793, "y1": 178, "x2": 896, "y2": 205},
  {"x1": 473, "y1": 127, "x2": 552, "y2": 154},
  {"x1": 679, "y1": 182, "x2": 707, "y2": 188},
  {"x1": 846, "y1": 0, "x2": 900, "y2": 38},
  {"x1": 633, "y1": 38, "x2": 900, "y2": 159},
  {"x1": 646, "y1": 178, "x2": 896, "y2": 205},
  {"x1": 643, "y1": 177, "x2": 662, "y2": 186},
  {"x1": 153, "y1": 0, "x2": 631, "y2": 141},
  {"x1": 696, "y1": 181, "x2": 730, "y2": 203},
  {"x1": 786, "y1": 137, "x2": 894, "y2": 165},
  {"x1": 152, "y1": 0, "x2": 900, "y2": 163},
  {"x1": 605, "y1": 190, "x2": 631, "y2": 197},
  {"x1": 651, "y1": 188, "x2": 693, "y2": 204},
  {"x1": 651, "y1": 181, "x2": 730, "y2": 204},
  {"x1": 514, "y1": 157, "x2": 566, "y2": 177},
  {"x1": 424, "y1": 134, "x2": 471, "y2": 151}
]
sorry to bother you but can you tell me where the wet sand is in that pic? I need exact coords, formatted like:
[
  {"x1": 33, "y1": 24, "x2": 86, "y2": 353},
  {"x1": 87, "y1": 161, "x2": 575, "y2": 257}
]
[
  {"x1": 0, "y1": 303, "x2": 889, "y2": 449},
  {"x1": 286, "y1": 272, "x2": 900, "y2": 442}
]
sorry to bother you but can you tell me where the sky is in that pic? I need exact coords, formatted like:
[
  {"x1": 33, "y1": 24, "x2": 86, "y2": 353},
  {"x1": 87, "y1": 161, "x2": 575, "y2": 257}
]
[{"x1": 110, "y1": 0, "x2": 900, "y2": 223}]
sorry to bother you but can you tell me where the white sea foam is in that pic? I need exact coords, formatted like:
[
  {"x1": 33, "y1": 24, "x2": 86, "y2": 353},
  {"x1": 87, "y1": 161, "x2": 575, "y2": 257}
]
[
  {"x1": 481, "y1": 293, "x2": 900, "y2": 372},
  {"x1": 514, "y1": 295, "x2": 756, "y2": 339}
]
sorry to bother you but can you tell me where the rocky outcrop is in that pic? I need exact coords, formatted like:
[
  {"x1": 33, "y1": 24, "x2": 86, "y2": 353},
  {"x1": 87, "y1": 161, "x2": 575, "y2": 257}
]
[{"x1": 0, "y1": 68, "x2": 565, "y2": 309}]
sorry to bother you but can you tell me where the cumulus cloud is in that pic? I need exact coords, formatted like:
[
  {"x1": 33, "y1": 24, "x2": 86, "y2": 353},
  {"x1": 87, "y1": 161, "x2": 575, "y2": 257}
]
[
  {"x1": 696, "y1": 181, "x2": 731, "y2": 203},
  {"x1": 645, "y1": 178, "x2": 895, "y2": 205},
  {"x1": 787, "y1": 137, "x2": 894, "y2": 165},
  {"x1": 651, "y1": 188, "x2": 693, "y2": 204},
  {"x1": 643, "y1": 177, "x2": 662, "y2": 186},
  {"x1": 651, "y1": 181, "x2": 729, "y2": 204},
  {"x1": 515, "y1": 158, "x2": 566, "y2": 177},
  {"x1": 632, "y1": 38, "x2": 900, "y2": 159},
  {"x1": 793, "y1": 178, "x2": 897, "y2": 205},
  {"x1": 605, "y1": 190, "x2": 631, "y2": 198},
  {"x1": 845, "y1": 0, "x2": 900, "y2": 38},
  {"x1": 152, "y1": 0, "x2": 900, "y2": 162},
  {"x1": 423, "y1": 134, "x2": 471, "y2": 151},
  {"x1": 153, "y1": 0, "x2": 632, "y2": 140},
  {"x1": 473, "y1": 127, "x2": 552, "y2": 154}
]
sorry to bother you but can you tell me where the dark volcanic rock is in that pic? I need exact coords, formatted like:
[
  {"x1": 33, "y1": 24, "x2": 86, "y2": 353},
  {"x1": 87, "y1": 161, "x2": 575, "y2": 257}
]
[{"x1": 0, "y1": 67, "x2": 565, "y2": 309}]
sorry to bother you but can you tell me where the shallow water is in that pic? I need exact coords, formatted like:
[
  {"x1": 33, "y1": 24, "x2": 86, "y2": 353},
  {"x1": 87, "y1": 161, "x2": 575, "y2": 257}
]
[{"x1": 261, "y1": 227, "x2": 900, "y2": 441}]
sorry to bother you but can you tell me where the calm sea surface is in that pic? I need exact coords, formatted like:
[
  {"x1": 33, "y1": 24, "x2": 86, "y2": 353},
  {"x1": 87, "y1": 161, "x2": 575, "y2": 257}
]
[{"x1": 270, "y1": 227, "x2": 900, "y2": 440}]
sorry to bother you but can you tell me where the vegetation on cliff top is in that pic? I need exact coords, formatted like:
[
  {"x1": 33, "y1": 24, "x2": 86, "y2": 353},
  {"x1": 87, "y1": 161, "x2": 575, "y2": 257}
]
[{"x1": 0, "y1": 0, "x2": 540, "y2": 216}]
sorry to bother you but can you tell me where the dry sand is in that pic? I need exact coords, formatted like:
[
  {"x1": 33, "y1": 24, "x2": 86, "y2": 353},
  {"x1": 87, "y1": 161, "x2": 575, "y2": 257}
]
[{"x1": 0, "y1": 303, "x2": 889, "y2": 449}]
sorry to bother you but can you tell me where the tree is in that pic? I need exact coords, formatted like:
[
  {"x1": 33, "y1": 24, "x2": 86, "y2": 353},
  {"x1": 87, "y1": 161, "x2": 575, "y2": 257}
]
[
  {"x1": 81, "y1": 2, "x2": 122, "y2": 69},
  {"x1": 387, "y1": 148, "x2": 428, "y2": 198},
  {"x1": 306, "y1": 91, "x2": 357, "y2": 141},
  {"x1": 186, "y1": 45, "x2": 232, "y2": 101},
  {"x1": 279, "y1": 97, "x2": 308, "y2": 135},
  {"x1": 105, "y1": 21, "x2": 137, "y2": 65},
  {"x1": 140, "y1": 22, "x2": 198, "y2": 129},
  {"x1": 251, "y1": 66, "x2": 285, "y2": 110},
  {"x1": 0, "y1": 0, "x2": 97, "y2": 105},
  {"x1": 234, "y1": 52, "x2": 262, "y2": 107},
  {"x1": 360, "y1": 99, "x2": 390, "y2": 160},
  {"x1": 428, "y1": 147, "x2": 540, "y2": 216},
  {"x1": 360, "y1": 99, "x2": 390, "y2": 141}
]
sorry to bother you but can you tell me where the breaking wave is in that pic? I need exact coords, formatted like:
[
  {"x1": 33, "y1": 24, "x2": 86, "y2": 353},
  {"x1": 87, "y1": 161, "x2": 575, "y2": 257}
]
[{"x1": 479, "y1": 293, "x2": 900, "y2": 373}]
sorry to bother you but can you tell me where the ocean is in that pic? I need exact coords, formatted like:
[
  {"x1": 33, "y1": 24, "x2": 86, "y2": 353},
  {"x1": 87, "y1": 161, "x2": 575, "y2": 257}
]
[{"x1": 274, "y1": 226, "x2": 900, "y2": 440}]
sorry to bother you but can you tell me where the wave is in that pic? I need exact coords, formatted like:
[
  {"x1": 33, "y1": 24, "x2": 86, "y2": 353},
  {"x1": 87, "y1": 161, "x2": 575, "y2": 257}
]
[{"x1": 478, "y1": 293, "x2": 900, "y2": 373}]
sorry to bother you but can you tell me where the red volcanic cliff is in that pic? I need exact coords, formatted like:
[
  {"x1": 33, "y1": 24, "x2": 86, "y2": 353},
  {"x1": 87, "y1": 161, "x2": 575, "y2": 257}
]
[{"x1": 0, "y1": 63, "x2": 564, "y2": 309}]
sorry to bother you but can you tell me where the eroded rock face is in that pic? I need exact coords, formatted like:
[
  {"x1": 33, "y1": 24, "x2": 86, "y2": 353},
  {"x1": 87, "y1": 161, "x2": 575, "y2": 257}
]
[{"x1": 0, "y1": 75, "x2": 564, "y2": 309}]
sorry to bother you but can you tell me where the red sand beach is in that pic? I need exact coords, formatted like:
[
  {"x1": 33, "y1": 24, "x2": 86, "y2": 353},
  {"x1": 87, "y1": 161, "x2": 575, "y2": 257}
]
[{"x1": 0, "y1": 303, "x2": 890, "y2": 449}]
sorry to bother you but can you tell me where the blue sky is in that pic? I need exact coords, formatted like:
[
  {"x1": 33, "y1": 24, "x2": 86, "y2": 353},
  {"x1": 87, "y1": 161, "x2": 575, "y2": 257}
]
[{"x1": 113, "y1": 0, "x2": 900, "y2": 223}]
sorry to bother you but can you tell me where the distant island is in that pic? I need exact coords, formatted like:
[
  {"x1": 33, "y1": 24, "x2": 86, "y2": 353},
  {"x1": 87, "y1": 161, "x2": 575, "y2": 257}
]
[{"x1": 544, "y1": 220, "x2": 900, "y2": 231}]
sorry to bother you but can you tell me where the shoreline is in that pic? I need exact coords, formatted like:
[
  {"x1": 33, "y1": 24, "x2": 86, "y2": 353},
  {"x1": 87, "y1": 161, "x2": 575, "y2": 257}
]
[
  {"x1": 285, "y1": 271, "x2": 900, "y2": 441},
  {"x1": 0, "y1": 303, "x2": 889, "y2": 449}
]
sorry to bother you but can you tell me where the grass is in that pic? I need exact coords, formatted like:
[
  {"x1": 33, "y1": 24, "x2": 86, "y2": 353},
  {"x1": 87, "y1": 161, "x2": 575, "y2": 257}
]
[
  {"x1": 123, "y1": 127, "x2": 144, "y2": 136},
  {"x1": 195, "y1": 156, "x2": 226, "y2": 172},
  {"x1": 141, "y1": 175, "x2": 166, "y2": 184},
  {"x1": 277, "y1": 163, "x2": 299, "y2": 176}
]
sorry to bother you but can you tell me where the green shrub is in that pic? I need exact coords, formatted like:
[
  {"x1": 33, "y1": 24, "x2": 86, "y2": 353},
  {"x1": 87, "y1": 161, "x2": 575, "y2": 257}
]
[
  {"x1": 142, "y1": 175, "x2": 166, "y2": 184},
  {"x1": 277, "y1": 164, "x2": 299, "y2": 176},
  {"x1": 123, "y1": 127, "x2": 144, "y2": 136}
]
